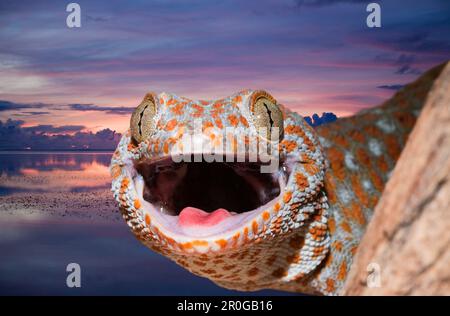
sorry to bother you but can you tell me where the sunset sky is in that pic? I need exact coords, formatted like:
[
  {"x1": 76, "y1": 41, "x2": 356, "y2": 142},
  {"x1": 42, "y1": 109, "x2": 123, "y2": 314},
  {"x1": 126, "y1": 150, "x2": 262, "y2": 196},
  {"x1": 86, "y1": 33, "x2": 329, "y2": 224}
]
[{"x1": 0, "y1": 0, "x2": 449, "y2": 135}]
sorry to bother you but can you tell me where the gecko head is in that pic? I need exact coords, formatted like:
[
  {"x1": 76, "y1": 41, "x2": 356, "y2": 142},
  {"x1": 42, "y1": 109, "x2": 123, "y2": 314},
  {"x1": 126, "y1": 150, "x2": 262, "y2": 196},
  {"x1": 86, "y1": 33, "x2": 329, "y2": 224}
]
[{"x1": 110, "y1": 90, "x2": 329, "y2": 285}]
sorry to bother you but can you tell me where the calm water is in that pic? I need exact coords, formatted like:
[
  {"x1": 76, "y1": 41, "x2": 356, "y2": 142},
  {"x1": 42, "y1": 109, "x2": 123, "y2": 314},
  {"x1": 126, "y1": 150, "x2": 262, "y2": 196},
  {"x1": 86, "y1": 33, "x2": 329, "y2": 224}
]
[
  {"x1": 0, "y1": 151, "x2": 112, "y2": 195},
  {"x1": 0, "y1": 152, "x2": 286, "y2": 295}
]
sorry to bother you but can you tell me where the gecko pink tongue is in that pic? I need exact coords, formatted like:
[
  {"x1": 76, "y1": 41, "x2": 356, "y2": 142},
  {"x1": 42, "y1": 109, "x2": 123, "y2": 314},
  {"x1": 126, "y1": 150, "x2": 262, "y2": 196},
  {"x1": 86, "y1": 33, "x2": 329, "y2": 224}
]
[{"x1": 179, "y1": 207, "x2": 233, "y2": 227}]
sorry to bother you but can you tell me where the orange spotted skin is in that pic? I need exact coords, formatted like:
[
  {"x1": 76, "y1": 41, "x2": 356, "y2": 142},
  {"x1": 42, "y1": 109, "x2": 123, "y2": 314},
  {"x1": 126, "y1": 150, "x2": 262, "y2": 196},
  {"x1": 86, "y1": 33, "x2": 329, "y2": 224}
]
[
  {"x1": 300, "y1": 64, "x2": 445, "y2": 293},
  {"x1": 110, "y1": 65, "x2": 444, "y2": 295}
]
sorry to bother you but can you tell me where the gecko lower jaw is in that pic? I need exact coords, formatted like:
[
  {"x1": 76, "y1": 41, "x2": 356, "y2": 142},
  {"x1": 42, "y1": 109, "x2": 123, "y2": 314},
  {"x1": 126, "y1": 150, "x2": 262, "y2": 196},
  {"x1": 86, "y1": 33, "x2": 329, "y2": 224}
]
[{"x1": 132, "y1": 154, "x2": 289, "y2": 238}]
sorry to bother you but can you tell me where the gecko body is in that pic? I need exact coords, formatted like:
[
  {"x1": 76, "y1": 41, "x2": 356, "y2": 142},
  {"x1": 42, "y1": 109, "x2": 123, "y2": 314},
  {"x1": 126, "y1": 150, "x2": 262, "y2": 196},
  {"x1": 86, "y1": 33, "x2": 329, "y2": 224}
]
[{"x1": 110, "y1": 64, "x2": 443, "y2": 295}]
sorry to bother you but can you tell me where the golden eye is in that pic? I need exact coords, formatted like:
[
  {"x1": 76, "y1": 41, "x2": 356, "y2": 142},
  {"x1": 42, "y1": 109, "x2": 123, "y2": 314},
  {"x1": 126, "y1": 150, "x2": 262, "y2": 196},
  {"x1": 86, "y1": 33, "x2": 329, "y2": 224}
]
[
  {"x1": 249, "y1": 91, "x2": 284, "y2": 142},
  {"x1": 130, "y1": 93, "x2": 157, "y2": 143}
]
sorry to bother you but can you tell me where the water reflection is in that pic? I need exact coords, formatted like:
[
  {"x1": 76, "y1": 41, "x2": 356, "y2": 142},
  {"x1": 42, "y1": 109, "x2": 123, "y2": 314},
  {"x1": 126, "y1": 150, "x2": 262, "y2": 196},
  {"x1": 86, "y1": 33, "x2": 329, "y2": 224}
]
[
  {"x1": 0, "y1": 218, "x2": 288, "y2": 295},
  {"x1": 0, "y1": 152, "x2": 290, "y2": 295},
  {"x1": 0, "y1": 152, "x2": 112, "y2": 195},
  {"x1": 0, "y1": 151, "x2": 112, "y2": 175}
]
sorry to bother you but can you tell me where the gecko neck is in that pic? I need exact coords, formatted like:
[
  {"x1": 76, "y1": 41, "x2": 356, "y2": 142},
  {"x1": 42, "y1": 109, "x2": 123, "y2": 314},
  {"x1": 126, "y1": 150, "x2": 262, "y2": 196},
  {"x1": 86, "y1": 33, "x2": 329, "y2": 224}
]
[{"x1": 293, "y1": 63, "x2": 446, "y2": 295}]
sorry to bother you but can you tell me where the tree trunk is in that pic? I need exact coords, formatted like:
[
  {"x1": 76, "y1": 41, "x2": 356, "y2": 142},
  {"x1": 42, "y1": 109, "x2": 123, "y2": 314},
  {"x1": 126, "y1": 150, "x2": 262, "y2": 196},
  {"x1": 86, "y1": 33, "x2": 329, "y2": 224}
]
[{"x1": 343, "y1": 62, "x2": 450, "y2": 295}]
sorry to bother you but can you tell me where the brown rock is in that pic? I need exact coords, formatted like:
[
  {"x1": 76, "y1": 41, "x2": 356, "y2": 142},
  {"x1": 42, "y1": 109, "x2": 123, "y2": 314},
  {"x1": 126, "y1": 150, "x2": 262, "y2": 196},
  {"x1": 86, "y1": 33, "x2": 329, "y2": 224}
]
[{"x1": 343, "y1": 62, "x2": 450, "y2": 295}]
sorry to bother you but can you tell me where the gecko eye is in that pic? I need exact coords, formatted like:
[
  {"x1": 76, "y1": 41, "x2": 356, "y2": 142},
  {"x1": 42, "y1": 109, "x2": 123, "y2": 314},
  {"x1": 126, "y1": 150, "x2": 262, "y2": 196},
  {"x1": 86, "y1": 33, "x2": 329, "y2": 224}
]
[
  {"x1": 249, "y1": 91, "x2": 284, "y2": 142},
  {"x1": 130, "y1": 93, "x2": 157, "y2": 143}
]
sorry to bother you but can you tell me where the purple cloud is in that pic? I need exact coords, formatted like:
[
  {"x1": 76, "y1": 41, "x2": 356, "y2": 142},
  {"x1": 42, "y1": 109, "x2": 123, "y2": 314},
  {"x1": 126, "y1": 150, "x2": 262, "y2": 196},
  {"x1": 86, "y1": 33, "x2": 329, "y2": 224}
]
[
  {"x1": 0, "y1": 100, "x2": 134, "y2": 116},
  {"x1": 0, "y1": 0, "x2": 448, "y2": 134},
  {"x1": 0, "y1": 119, "x2": 121, "y2": 150},
  {"x1": 377, "y1": 84, "x2": 405, "y2": 91},
  {"x1": 69, "y1": 104, "x2": 135, "y2": 115},
  {"x1": 395, "y1": 65, "x2": 422, "y2": 75},
  {"x1": 0, "y1": 100, "x2": 48, "y2": 112},
  {"x1": 24, "y1": 124, "x2": 85, "y2": 134},
  {"x1": 304, "y1": 112, "x2": 338, "y2": 127},
  {"x1": 22, "y1": 111, "x2": 51, "y2": 115}
]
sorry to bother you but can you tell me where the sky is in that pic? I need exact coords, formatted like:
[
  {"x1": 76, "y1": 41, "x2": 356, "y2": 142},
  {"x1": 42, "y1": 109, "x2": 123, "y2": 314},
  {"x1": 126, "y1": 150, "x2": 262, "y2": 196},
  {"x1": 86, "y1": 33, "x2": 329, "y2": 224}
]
[{"x1": 0, "y1": 0, "x2": 449, "y2": 140}]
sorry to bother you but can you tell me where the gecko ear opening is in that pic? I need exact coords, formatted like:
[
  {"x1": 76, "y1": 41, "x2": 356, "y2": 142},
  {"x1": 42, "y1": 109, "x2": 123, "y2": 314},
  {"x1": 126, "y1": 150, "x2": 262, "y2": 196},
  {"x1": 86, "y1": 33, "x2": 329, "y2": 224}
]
[
  {"x1": 249, "y1": 90, "x2": 284, "y2": 143},
  {"x1": 130, "y1": 92, "x2": 158, "y2": 143}
]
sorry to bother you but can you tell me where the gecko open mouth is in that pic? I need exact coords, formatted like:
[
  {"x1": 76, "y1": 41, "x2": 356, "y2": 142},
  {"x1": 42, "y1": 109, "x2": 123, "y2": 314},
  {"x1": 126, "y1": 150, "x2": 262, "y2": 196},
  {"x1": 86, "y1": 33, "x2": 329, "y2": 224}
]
[{"x1": 133, "y1": 155, "x2": 287, "y2": 237}]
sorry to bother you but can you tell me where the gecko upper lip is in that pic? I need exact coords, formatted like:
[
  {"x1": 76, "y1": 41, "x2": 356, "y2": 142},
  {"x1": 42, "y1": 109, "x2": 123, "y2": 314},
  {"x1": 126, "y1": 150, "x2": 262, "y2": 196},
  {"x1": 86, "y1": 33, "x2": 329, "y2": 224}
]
[{"x1": 134, "y1": 155, "x2": 282, "y2": 217}]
